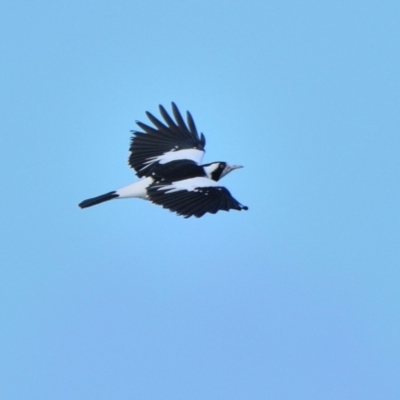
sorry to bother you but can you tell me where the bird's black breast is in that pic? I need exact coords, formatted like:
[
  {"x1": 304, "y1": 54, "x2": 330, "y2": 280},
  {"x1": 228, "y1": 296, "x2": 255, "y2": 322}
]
[{"x1": 149, "y1": 159, "x2": 206, "y2": 182}]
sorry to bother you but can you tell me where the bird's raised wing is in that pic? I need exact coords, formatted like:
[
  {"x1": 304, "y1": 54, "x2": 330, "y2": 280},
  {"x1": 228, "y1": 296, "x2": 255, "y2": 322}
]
[
  {"x1": 129, "y1": 103, "x2": 206, "y2": 178},
  {"x1": 147, "y1": 177, "x2": 248, "y2": 218}
]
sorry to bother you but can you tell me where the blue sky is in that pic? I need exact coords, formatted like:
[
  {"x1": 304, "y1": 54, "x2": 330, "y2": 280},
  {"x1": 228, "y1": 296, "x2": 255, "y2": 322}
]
[{"x1": 1, "y1": 1, "x2": 399, "y2": 399}]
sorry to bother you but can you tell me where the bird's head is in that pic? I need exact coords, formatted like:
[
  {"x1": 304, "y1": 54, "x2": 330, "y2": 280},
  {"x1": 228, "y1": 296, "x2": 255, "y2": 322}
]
[{"x1": 203, "y1": 162, "x2": 243, "y2": 181}]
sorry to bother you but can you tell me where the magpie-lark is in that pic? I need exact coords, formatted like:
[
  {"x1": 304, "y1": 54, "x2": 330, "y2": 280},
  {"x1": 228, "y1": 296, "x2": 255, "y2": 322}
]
[{"x1": 79, "y1": 103, "x2": 248, "y2": 218}]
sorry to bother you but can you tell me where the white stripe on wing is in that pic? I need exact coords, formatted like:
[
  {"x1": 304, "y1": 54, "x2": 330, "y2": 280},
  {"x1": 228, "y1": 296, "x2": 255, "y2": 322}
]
[
  {"x1": 158, "y1": 177, "x2": 220, "y2": 193},
  {"x1": 141, "y1": 148, "x2": 204, "y2": 170}
]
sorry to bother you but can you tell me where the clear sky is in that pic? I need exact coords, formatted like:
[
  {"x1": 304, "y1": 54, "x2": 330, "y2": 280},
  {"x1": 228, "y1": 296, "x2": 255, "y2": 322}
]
[{"x1": 1, "y1": 1, "x2": 399, "y2": 399}]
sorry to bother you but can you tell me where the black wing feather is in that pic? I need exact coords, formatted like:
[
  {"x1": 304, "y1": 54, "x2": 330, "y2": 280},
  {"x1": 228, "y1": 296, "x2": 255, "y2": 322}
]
[
  {"x1": 171, "y1": 102, "x2": 190, "y2": 135},
  {"x1": 186, "y1": 111, "x2": 197, "y2": 137},
  {"x1": 145, "y1": 111, "x2": 170, "y2": 133}
]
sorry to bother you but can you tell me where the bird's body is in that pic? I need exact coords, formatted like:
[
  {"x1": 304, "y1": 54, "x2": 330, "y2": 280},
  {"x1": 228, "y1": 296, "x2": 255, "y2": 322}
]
[{"x1": 79, "y1": 103, "x2": 248, "y2": 218}]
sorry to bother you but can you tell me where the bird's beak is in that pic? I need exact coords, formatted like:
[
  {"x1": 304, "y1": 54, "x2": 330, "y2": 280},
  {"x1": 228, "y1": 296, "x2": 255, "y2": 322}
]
[
  {"x1": 220, "y1": 164, "x2": 243, "y2": 179},
  {"x1": 228, "y1": 164, "x2": 243, "y2": 172}
]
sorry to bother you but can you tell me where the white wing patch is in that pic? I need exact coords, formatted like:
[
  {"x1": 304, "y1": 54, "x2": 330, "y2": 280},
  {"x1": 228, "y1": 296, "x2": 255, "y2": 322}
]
[
  {"x1": 158, "y1": 177, "x2": 220, "y2": 193},
  {"x1": 141, "y1": 148, "x2": 204, "y2": 170}
]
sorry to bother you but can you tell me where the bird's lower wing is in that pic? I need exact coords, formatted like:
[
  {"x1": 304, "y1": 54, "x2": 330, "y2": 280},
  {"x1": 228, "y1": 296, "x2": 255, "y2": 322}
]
[{"x1": 147, "y1": 177, "x2": 248, "y2": 218}]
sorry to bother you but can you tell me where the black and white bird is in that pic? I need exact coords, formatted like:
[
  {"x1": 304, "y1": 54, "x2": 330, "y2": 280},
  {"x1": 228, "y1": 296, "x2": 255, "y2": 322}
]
[{"x1": 79, "y1": 103, "x2": 248, "y2": 218}]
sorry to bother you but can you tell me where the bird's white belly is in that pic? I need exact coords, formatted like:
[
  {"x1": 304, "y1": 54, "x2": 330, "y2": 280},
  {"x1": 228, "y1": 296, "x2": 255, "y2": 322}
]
[{"x1": 116, "y1": 177, "x2": 154, "y2": 199}]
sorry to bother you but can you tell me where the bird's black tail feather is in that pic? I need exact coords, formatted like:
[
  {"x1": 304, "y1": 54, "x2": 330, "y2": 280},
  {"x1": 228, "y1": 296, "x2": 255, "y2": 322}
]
[{"x1": 79, "y1": 191, "x2": 119, "y2": 208}]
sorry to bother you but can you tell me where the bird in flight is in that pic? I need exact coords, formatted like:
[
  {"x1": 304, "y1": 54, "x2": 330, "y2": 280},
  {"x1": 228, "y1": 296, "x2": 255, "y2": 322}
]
[{"x1": 79, "y1": 103, "x2": 248, "y2": 218}]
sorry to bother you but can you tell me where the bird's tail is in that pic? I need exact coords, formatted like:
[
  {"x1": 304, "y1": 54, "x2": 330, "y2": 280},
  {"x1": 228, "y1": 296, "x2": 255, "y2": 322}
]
[{"x1": 78, "y1": 191, "x2": 119, "y2": 208}]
